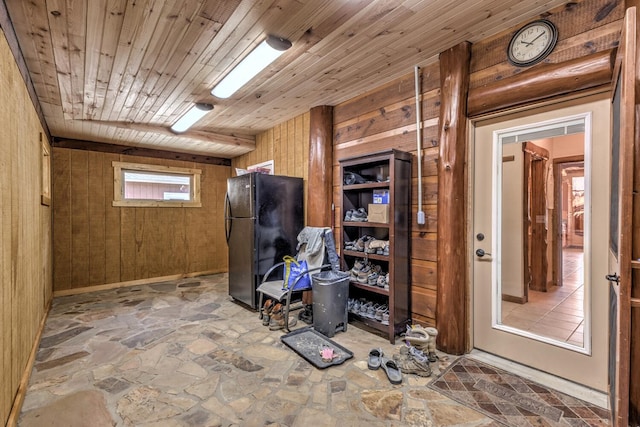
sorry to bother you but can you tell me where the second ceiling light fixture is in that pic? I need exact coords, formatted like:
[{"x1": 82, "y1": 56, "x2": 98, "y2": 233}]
[{"x1": 170, "y1": 34, "x2": 292, "y2": 133}]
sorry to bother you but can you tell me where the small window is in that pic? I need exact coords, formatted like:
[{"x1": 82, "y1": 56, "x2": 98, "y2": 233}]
[{"x1": 113, "y1": 162, "x2": 201, "y2": 207}]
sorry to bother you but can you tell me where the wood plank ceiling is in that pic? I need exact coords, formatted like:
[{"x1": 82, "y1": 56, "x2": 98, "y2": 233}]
[{"x1": 5, "y1": 0, "x2": 568, "y2": 158}]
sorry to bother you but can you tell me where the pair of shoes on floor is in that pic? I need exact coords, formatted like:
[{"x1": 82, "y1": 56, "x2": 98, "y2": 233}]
[
  {"x1": 403, "y1": 324, "x2": 438, "y2": 362},
  {"x1": 367, "y1": 348, "x2": 402, "y2": 384},
  {"x1": 393, "y1": 345, "x2": 432, "y2": 377},
  {"x1": 262, "y1": 300, "x2": 297, "y2": 330},
  {"x1": 344, "y1": 207, "x2": 368, "y2": 222},
  {"x1": 261, "y1": 300, "x2": 280, "y2": 326}
]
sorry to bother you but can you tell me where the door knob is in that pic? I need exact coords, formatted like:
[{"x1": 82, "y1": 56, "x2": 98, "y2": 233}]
[{"x1": 476, "y1": 248, "x2": 491, "y2": 257}]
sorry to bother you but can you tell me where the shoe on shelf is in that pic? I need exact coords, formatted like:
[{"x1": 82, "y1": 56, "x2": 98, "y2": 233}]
[
  {"x1": 344, "y1": 209, "x2": 354, "y2": 221},
  {"x1": 381, "y1": 309, "x2": 390, "y2": 325},
  {"x1": 350, "y1": 207, "x2": 368, "y2": 222}
]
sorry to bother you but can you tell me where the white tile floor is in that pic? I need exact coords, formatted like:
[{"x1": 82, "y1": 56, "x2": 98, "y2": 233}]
[{"x1": 502, "y1": 248, "x2": 585, "y2": 346}]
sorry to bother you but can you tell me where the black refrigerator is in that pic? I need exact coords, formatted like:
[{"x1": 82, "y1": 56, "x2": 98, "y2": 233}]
[{"x1": 225, "y1": 173, "x2": 304, "y2": 308}]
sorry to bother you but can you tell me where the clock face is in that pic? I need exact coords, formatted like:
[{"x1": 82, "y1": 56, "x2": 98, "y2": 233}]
[{"x1": 507, "y1": 20, "x2": 558, "y2": 67}]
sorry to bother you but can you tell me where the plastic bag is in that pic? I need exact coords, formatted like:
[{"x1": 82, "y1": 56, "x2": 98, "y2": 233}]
[{"x1": 283, "y1": 255, "x2": 311, "y2": 290}]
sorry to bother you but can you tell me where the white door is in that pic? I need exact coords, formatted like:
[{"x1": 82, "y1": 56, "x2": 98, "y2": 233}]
[{"x1": 472, "y1": 94, "x2": 610, "y2": 391}]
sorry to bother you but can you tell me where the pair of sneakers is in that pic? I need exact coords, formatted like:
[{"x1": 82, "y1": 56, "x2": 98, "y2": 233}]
[
  {"x1": 393, "y1": 345, "x2": 432, "y2": 377},
  {"x1": 403, "y1": 324, "x2": 438, "y2": 362}
]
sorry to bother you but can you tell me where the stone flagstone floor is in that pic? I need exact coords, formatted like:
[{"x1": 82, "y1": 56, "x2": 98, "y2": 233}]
[{"x1": 18, "y1": 273, "x2": 497, "y2": 426}]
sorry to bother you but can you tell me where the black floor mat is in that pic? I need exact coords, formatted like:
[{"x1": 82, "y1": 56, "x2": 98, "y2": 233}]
[{"x1": 280, "y1": 327, "x2": 353, "y2": 369}]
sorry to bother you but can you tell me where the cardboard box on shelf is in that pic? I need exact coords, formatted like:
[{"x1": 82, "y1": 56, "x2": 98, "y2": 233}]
[
  {"x1": 373, "y1": 189, "x2": 389, "y2": 204},
  {"x1": 368, "y1": 204, "x2": 389, "y2": 223}
]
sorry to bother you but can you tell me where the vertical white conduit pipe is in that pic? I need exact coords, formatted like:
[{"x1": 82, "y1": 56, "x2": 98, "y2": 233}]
[{"x1": 415, "y1": 65, "x2": 426, "y2": 224}]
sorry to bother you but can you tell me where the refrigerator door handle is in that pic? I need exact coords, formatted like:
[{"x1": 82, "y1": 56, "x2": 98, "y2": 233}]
[{"x1": 224, "y1": 193, "x2": 232, "y2": 243}]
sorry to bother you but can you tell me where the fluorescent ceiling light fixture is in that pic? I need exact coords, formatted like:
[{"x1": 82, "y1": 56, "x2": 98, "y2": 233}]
[
  {"x1": 170, "y1": 103, "x2": 213, "y2": 133},
  {"x1": 211, "y1": 35, "x2": 292, "y2": 99}
]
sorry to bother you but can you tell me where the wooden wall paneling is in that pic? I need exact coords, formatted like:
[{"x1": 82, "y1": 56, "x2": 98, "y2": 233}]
[
  {"x1": 333, "y1": 130, "x2": 419, "y2": 160},
  {"x1": 0, "y1": 27, "x2": 52, "y2": 424},
  {"x1": 120, "y1": 207, "x2": 137, "y2": 282},
  {"x1": 52, "y1": 148, "x2": 71, "y2": 290},
  {"x1": 436, "y1": 42, "x2": 471, "y2": 355},
  {"x1": 70, "y1": 150, "x2": 90, "y2": 287},
  {"x1": 411, "y1": 259, "x2": 438, "y2": 291},
  {"x1": 411, "y1": 204, "x2": 438, "y2": 233},
  {"x1": 103, "y1": 153, "x2": 121, "y2": 284},
  {"x1": 469, "y1": 0, "x2": 623, "y2": 77},
  {"x1": 411, "y1": 175, "x2": 439, "y2": 207},
  {"x1": 273, "y1": 124, "x2": 282, "y2": 175},
  {"x1": 411, "y1": 288, "x2": 437, "y2": 321},
  {"x1": 411, "y1": 232, "x2": 438, "y2": 262},
  {"x1": 88, "y1": 151, "x2": 106, "y2": 286}
]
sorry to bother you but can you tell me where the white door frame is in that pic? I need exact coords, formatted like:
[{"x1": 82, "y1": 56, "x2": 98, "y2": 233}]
[{"x1": 468, "y1": 93, "x2": 610, "y2": 393}]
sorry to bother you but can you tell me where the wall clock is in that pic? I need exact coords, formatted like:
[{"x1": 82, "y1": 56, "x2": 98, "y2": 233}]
[{"x1": 507, "y1": 20, "x2": 558, "y2": 67}]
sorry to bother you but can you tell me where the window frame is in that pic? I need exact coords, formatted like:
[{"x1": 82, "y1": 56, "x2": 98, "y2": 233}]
[
  {"x1": 112, "y1": 161, "x2": 202, "y2": 208},
  {"x1": 41, "y1": 136, "x2": 51, "y2": 206}
]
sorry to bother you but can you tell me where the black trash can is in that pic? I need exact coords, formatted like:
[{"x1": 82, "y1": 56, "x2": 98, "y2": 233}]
[{"x1": 312, "y1": 270, "x2": 350, "y2": 338}]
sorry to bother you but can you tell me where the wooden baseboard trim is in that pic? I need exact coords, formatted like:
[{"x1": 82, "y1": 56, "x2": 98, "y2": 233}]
[
  {"x1": 6, "y1": 298, "x2": 53, "y2": 427},
  {"x1": 502, "y1": 294, "x2": 526, "y2": 304},
  {"x1": 53, "y1": 270, "x2": 226, "y2": 297}
]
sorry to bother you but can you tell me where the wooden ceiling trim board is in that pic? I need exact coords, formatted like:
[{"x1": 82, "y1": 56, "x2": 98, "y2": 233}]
[
  {"x1": 8, "y1": 0, "x2": 59, "y2": 108},
  {"x1": 83, "y1": 1, "x2": 107, "y2": 120},
  {"x1": 91, "y1": 1, "x2": 127, "y2": 121},
  {"x1": 104, "y1": 0, "x2": 166, "y2": 122},
  {"x1": 127, "y1": 15, "x2": 222, "y2": 124},
  {"x1": 47, "y1": 0, "x2": 74, "y2": 120},
  {"x1": 133, "y1": 0, "x2": 243, "y2": 124},
  {"x1": 112, "y1": 1, "x2": 193, "y2": 122},
  {"x1": 98, "y1": 0, "x2": 155, "y2": 121},
  {"x1": 157, "y1": 0, "x2": 301, "y2": 123},
  {"x1": 66, "y1": 0, "x2": 87, "y2": 120}
]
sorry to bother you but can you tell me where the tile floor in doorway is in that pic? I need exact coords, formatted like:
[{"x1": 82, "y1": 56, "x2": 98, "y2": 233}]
[{"x1": 502, "y1": 248, "x2": 585, "y2": 346}]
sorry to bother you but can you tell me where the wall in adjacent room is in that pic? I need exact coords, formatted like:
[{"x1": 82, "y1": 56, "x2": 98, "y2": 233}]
[
  {"x1": 51, "y1": 149, "x2": 230, "y2": 292},
  {"x1": 0, "y1": 29, "x2": 52, "y2": 426}
]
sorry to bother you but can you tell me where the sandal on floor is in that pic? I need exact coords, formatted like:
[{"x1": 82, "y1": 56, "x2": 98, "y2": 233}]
[
  {"x1": 367, "y1": 348, "x2": 383, "y2": 370},
  {"x1": 380, "y1": 358, "x2": 402, "y2": 384}
]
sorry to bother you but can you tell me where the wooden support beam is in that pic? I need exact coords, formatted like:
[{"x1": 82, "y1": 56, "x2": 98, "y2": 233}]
[
  {"x1": 467, "y1": 49, "x2": 615, "y2": 117},
  {"x1": 307, "y1": 106, "x2": 334, "y2": 227},
  {"x1": 436, "y1": 41, "x2": 471, "y2": 355},
  {"x1": 52, "y1": 138, "x2": 231, "y2": 166}
]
